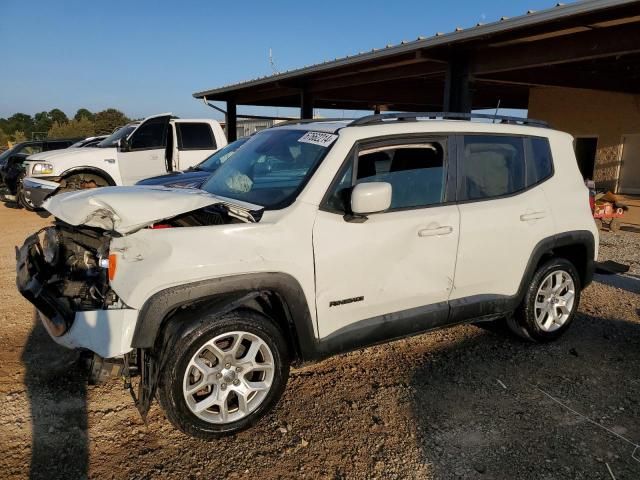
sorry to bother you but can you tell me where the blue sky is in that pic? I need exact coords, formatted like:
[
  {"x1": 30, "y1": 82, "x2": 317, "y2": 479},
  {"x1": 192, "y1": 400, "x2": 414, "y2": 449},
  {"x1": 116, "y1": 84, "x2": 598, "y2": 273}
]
[{"x1": 0, "y1": 0, "x2": 574, "y2": 120}]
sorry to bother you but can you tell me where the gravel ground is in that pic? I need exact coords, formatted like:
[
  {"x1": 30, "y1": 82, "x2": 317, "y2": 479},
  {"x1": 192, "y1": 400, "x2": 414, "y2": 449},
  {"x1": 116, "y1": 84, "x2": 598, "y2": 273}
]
[{"x1": 0, "y1": 205, "x2": 638, "y2": 480}]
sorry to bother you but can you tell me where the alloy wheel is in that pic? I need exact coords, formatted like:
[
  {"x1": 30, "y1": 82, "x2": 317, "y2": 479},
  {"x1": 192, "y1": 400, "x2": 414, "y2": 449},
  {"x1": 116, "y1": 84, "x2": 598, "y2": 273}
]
[
  {"x1": 182, "y1": 331, "x2": 275, "y2": 424},
  {"x1": 534, "y1": 270, "x2": 575, "y2": 332}
]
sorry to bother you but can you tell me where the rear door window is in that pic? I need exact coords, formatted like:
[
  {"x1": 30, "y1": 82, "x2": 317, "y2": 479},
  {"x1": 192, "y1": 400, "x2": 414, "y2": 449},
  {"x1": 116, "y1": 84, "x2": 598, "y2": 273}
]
[
  {"x1": 177, "y1": 123, "x2": 216, "y2": 150},
  {"x1": 459, "y1": 135, "x2": 525, "y2": 200}
]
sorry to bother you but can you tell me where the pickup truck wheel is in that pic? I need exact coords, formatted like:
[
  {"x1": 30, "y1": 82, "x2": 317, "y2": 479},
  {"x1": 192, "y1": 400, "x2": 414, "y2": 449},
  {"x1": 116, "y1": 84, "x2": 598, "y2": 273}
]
[
  {"x1": 509, "y1": 258, "x2": 581, "y2": 342},
  {"x1": 158, "y1": 309, "x2": 289, "y2": 439},
  {"x1": 16, "y1": 175, "x2": 39, "y2": 211}
]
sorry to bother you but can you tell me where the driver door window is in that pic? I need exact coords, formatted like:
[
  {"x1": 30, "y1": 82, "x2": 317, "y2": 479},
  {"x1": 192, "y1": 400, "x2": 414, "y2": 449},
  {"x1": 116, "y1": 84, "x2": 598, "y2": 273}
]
[
  {"x1": 325, "y1": 139, "x2": 447, "y2": 213},
  {"x1": 129, "y1": 118, "x2": 168, "y2": 150}
]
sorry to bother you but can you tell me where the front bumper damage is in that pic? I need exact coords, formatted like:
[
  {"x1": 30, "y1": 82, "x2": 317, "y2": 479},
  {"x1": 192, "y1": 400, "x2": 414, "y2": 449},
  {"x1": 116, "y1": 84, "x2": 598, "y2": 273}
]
[
  {"x1": 16, "y1": 227, "x2": 136, "y2": 358},
  {"x1": 21, "y1": 177, "x2": 61, "y2": 209}
]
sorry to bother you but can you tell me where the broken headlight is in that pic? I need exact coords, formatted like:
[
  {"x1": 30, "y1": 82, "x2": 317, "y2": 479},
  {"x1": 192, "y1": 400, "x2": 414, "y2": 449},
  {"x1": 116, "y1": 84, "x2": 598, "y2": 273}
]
[{"x1": 42, "y1": 227, "x2": 59, "y2": 265}]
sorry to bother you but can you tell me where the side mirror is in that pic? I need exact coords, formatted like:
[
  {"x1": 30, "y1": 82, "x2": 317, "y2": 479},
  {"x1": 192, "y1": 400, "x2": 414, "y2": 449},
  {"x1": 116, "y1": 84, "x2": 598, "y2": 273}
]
[
  {"x1": 351, "y1": 182, "x2": 392, "y2": 215},
  {"x1": 118, "y1": 137, "x2": 130, "y2": 152}
]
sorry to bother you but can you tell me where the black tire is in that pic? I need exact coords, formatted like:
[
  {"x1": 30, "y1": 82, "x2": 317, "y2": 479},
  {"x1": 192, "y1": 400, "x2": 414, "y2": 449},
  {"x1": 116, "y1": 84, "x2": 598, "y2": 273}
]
[
  {"x1": 158, "y1": 309, "x2": 290, "y2": 440},
  {"x1": 508, "y1": 258, "x2": 581, "y2": 343},
  {"x1": 16, "y1": 175, "x2": 39, "y2": 211}
]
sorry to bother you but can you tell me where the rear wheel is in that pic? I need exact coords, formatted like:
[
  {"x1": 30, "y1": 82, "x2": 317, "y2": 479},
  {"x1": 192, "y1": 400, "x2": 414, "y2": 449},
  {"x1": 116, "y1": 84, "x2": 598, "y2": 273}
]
[
  {"x1": 507, "y1": 258, "x2": 581, "y2": 342},
  {"x1": 158, "y1": 309, "x2": 290, "y2": 439}
]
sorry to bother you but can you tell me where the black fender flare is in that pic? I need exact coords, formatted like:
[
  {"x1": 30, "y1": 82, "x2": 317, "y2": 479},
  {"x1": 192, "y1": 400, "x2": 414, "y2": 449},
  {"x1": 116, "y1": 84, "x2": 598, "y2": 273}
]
[
  {"x1": 130, "y1": 272, "x2": 319, "y2": 361},
  {"x1": 59, "y1": 167, "x2": 117, "y2": 186}
]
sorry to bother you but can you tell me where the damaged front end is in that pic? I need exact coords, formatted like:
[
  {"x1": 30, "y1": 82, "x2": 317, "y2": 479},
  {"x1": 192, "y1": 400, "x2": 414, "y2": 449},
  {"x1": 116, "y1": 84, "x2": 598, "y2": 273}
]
[
  {"x1": 16, "y1": 186, "x2": 266, "y2": 419},
  {"x1": 16, "y1": 223, "x2": 118, "y2": 337}
]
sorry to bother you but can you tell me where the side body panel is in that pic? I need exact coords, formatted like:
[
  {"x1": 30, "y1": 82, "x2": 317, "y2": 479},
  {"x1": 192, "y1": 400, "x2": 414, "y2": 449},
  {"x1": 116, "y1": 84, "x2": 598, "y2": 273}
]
[{"x1": 313, "y1": 206, "x2": 459, "y2": 338}]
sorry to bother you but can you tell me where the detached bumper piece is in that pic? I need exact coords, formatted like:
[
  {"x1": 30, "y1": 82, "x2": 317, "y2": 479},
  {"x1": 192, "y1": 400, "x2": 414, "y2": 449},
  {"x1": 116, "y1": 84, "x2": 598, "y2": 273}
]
[
  {"x1": 16, "y1": 231, "x2": 74, "y2": 336},
  {"x1": 22, "y1": 177, "x2": 61, "y2": 209}
]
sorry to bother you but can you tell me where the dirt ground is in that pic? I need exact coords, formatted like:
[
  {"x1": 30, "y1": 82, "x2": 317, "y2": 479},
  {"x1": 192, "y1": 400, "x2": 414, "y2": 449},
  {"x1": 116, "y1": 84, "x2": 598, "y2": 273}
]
[{"x1": 0, "y1": 203, "x2": 638, "y2": 480}]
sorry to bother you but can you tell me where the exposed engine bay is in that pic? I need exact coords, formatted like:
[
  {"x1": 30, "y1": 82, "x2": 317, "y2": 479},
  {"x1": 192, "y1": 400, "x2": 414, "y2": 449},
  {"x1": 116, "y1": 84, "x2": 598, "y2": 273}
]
[
  {"x1": 149, "y1": 204, "x2": 249, "y2": 228},
  {"x1": 16, "y1": 222, "x2": 118, "y2": 336}
]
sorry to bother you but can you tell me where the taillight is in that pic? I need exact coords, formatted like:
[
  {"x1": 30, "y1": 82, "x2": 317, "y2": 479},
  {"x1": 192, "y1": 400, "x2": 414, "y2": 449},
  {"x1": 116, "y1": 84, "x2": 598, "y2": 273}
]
[
  {"x1": 108, "y1": 253, "x2": 117, "y2": 281},
  {"x1": 150, "y1": 223, "x2": 172, "y2": 229}
]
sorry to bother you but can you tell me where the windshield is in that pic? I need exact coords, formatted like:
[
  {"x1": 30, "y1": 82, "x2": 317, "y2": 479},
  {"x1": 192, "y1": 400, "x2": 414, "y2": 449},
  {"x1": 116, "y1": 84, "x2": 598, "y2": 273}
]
[
  {"x1": 196, "y1": 137, "x2": 249, "y2": 172},
  {"x1": 201, "y1": 128, "x2": 336, "y2": 208},
  {"x1": 96, "y1": 124, "x2": 137, "y2": 148}
]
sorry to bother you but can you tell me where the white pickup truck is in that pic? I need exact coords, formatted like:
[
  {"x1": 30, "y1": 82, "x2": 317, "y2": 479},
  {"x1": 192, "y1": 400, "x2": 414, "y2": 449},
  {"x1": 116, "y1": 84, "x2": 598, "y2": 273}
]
[{"x1": 20, "y1": 113, "x2": 226, "y2": 209}]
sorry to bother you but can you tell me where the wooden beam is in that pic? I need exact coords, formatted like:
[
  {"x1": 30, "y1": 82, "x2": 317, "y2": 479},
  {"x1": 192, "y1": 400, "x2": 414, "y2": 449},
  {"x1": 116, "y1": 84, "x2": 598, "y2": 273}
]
[
  {"x1": 478, "y1": 61, "x2": 640, "y2": 93},
  {"x1": 473, "y1": 23, "x2": 640, "y2": 75},
  {"x1": 307, "y1": 61, "x2": 445, "y2": 93}
]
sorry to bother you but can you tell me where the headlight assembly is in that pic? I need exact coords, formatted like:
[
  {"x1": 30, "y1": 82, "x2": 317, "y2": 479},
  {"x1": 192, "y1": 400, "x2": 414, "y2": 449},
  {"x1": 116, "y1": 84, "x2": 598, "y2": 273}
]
[
  {"x1": 42, "y1": 227, "x2": 60, "y2": 265},
  {"x1": 32, "y1": 163, "x2": 54, "y2": 175}
]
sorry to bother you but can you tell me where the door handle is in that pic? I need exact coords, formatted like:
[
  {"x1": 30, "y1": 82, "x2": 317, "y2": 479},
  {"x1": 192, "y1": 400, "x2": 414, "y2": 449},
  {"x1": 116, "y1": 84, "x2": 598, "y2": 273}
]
[
  {"x1": 418, "y1": 226, "x2": 453, "y2": 237},
  {"x1": 520, "y1": 211, "x2": 547, "y2": 221}
]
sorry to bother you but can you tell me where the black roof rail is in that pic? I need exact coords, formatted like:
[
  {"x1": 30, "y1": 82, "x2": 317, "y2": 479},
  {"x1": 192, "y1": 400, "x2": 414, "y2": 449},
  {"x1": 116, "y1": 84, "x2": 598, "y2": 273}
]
[
  {"x1": 348, "y1": 112, "x2": 549, "y2": 128},
  {"x1": 274, "y1": 118, "x2": 354, "y2": 127}
]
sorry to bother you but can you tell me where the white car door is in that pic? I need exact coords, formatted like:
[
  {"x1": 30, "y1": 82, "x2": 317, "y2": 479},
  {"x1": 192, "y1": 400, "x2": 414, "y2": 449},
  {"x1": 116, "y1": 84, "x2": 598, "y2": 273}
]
[
  {"x1": 174, "y1": 121, "x2": 219, "y2": 170},
  {"x1": 312, "y1": 137, "x2": 459, "y2": 342},
  {"x1": 450, "y1": 134, "x2": 556, "y2": 313},
  {"x1": 117, "y1": 114, "x2": 171, "y2": 185}
]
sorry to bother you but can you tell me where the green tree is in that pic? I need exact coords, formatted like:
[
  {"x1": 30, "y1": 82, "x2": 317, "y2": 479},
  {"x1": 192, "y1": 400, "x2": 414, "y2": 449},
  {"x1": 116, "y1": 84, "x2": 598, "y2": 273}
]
[
  {"x1": 49, "y1": 108, "x2": 68, "y2": 125},
  {"x1": 74, "y1": 108, "x2": 95, "y2": 122},
  {"x1": 94, "y1": 108, "x2": 130, "y2": 134},
  {"x1": 33, "y1": 111, "x2": 53, "y2": 137},
  {"x1": 5, "y1": 113, "x2": 34, "y2": 136},
  {"x1": 48, "y1": 117, "x2": 95, "y2": 139}
]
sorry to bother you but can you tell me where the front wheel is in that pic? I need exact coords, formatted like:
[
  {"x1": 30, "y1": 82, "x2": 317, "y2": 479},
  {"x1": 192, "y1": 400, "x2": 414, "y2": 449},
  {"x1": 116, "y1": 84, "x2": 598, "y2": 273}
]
[
  {"x1": 16, "y1": 174, "x2": 39, "y2": 211},
  {"x1": 158, "y1": 309, "x2": 290, "y2": 439},
  {"x1": 508, "y1": 258, "x2": 581, "y2": 342}
]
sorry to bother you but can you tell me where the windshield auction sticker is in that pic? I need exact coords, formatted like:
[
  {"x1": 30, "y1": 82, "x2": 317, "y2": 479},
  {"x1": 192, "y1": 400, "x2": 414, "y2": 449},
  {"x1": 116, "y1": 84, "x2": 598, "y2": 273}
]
[{"x1": 298, "y1": 131, "x2": 338, "y2": 147}]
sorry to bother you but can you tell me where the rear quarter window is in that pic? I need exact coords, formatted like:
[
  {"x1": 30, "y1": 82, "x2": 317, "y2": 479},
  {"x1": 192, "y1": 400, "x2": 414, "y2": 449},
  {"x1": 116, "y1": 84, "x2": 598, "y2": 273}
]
[{"x1": 526, "y1": 137, "x2": 553, "y2": 186}]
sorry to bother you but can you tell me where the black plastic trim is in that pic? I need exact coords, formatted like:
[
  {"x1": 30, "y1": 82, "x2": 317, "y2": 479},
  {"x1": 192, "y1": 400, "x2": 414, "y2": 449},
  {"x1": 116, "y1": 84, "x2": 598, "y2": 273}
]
[
  {"x1": 316, "y1": 301, "x2": 450, "y2": 356},
  {"x1": 130, "y1": 272, "x2": 318, "y2": 360}
]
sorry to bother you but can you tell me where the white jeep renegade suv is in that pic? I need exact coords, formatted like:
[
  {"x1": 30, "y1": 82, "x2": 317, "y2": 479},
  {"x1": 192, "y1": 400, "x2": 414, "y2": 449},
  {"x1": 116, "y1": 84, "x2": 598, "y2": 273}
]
[{"x1": 17, "y1": 113, "x2": 598, "y2": 439}]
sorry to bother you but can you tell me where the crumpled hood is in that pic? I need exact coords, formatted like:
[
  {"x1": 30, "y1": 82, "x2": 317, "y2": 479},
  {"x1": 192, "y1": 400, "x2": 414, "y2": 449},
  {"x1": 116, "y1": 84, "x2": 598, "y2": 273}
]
[
  {"x1": 43, "y1": 186, "x2": 263, "y2": 234},
  {"x1": 28, "y1": 146, "x2": 110, "y2": 163}
]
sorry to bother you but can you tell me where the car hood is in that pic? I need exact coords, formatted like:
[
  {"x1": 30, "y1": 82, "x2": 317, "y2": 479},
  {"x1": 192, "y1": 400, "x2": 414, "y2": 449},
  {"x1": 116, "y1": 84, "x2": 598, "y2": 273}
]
[
  {"x1": 27, "y1": 146, "x2": 109, "y2": 162},
  {"x1": 43, "y1": 186, "x2": 263, "y2": 234},
  {"x1": 135, "y1": 169, "x2": 210, "y2": 187}
]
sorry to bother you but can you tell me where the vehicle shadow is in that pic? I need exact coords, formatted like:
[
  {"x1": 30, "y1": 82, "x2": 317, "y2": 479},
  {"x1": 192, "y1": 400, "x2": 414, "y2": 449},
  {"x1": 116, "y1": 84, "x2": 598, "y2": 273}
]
[
  {"x1": 593, "y1": 273, "x2": 640, "y2": 294},
  {"x1": 408, "y1": 313, "x2": 640, "y2": 479},
  {"x1": 21, "y1": 313, "x2": 89, "y2": 480}
]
